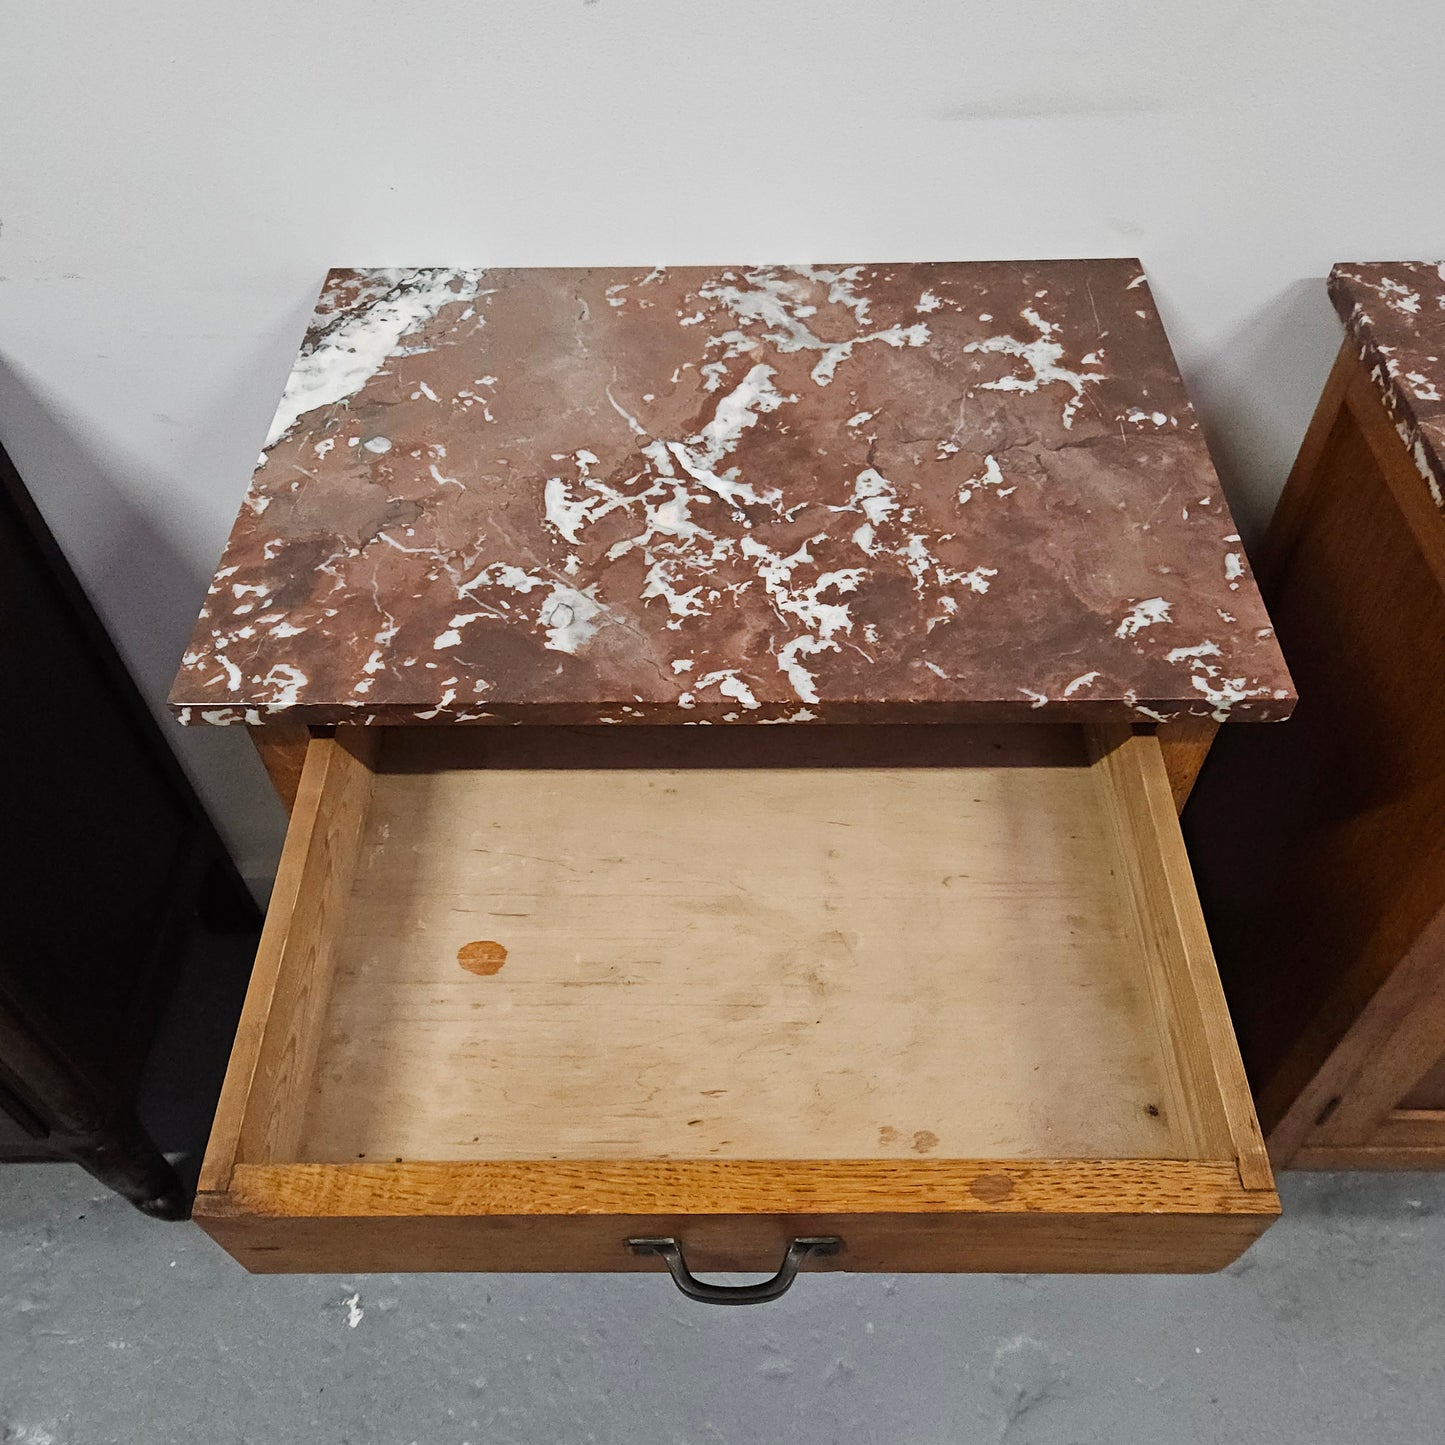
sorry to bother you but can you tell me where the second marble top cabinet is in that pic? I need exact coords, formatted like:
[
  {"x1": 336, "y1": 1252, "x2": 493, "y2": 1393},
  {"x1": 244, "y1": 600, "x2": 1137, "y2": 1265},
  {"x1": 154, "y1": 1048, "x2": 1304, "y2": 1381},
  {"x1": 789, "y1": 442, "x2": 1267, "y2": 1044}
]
[{"x1": 1187, "y1": 262, "x2": 1445, "y2": 1175}]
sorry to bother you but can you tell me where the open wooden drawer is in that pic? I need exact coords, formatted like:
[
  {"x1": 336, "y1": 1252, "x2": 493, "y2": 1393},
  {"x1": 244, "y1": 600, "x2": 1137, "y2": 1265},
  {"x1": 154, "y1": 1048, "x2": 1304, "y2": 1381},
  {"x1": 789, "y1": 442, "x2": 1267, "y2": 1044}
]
[{"x1": 195, "y1": 723, "x2": 1277, "y2": 1288}]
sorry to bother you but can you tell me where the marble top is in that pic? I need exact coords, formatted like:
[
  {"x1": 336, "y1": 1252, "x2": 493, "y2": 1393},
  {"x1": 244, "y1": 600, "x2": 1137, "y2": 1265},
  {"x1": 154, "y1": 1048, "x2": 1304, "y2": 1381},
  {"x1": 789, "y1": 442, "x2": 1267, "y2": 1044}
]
[
  {"x1": 171, "y1": 262, "x2": 1293, "y2": 726},
  {"x1": 1330, "y1": 262, "x2": 1445, "y2": 509}
]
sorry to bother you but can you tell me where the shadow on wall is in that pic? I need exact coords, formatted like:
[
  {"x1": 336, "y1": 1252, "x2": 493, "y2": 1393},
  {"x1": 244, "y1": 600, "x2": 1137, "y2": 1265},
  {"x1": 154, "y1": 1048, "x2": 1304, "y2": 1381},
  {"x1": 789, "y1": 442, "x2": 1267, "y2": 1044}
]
[
  {"x1": 0, "y1": 351, "x2": 284, "y2": 890},
  {"x1": 1188, "y1": 276, "x2": 1341, "y2": 548}
]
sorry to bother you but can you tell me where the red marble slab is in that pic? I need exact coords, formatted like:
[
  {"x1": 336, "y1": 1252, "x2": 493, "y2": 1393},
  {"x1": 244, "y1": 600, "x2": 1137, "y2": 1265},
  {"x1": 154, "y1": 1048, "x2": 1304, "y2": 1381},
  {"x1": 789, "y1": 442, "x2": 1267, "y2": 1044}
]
[
  {"x1": 171, "y1": 262, "x2": 1293, "y2": 726},
  {"x1": 1330, "y1": 262, "x2": 1445, "y2": 510}
]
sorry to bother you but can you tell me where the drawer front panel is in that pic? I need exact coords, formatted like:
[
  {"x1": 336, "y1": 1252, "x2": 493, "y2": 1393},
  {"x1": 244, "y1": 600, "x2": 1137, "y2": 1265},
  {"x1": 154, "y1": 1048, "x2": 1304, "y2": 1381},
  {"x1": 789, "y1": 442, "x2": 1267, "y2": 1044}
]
[
  {"x1": 197, "y1": 1157, "x2": 1270, "y2": 1275},
  {"x1": 199, "y1": 1210, "x2": 1269, "y2": 1277}
]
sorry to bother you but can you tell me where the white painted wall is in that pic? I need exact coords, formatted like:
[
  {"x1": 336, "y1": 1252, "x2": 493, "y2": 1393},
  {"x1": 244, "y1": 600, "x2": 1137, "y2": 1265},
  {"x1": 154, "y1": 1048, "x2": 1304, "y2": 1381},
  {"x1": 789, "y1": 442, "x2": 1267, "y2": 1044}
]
[{"x1": 1, "y1": 0, "x2": 1440, "y2": 879}]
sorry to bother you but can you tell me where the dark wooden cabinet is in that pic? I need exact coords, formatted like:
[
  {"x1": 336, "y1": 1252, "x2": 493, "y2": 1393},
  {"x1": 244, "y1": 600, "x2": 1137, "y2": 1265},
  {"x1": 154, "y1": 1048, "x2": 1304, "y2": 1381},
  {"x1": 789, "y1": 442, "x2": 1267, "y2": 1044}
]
[{"x1": 0, "y1": 439, "x2": 260, "y2": 1216}]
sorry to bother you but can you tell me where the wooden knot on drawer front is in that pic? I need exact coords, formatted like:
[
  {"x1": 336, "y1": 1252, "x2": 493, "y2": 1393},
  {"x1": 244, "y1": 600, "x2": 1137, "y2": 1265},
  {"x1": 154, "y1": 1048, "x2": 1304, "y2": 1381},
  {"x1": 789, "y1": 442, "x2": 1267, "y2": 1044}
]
[{"x1": 457, "y1": 940, "x2": 508, "y2": 976}]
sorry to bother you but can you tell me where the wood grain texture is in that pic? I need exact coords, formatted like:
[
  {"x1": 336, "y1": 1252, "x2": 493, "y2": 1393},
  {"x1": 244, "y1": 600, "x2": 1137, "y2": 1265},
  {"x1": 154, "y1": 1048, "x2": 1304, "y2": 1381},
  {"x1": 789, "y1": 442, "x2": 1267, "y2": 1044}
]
[
  {"x1": 1369, "y1": 1109, "x2": 1445, "y2": 1150},
  {"x1": 1292, "y1": 1139, "x2": 1445, "y2": 1170},
  {"x1": 1261, "y1": 367, "x2": 1445, "y2": 1159},
  {"x1": 194, "y1": 1208, "x2": 1272, "y2": 1276},
  {"x1": 193, "y1": 1159, "x2": 1275, "y2": 1274},
  {"x1": 216, "y1": 1157, "x2": 1270, "y2": 1217},
  {"x1": 247, "y1": 722, "x2": 312, "y2": 813},
  {"x1": 298, "y1": 726, "x2": 1190, "y2": 1166},
  {"x1": 1401, "y1": 1055, "x2": 1445, "y2": 1111},
  {"x1": 1155, "y1": 718, "x2": 1220, "y2": 813},
  {"x1": 1087, "y1": 728, "x2": 1274, "y2": 1191},
  {"x1": 198, "y1": 733, "x2": 378, "y2": 1193},
  {"x1": 1185, "y1": 347, "x2": 1445, "y2": 1168},
  {"x1": 198, "y1": 723, "x2": 1277, "y2": 1274},
  {"x1": 1295, "y1": 901, "x2": 1445, "y2": 1150}
]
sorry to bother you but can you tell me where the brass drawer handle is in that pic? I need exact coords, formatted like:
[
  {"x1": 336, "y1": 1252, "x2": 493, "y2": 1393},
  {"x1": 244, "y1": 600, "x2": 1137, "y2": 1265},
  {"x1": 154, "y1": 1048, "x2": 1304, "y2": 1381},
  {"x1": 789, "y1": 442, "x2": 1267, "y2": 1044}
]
[{"x1": 627, "y1": 1236, "x2": 841, "y2": 1305}]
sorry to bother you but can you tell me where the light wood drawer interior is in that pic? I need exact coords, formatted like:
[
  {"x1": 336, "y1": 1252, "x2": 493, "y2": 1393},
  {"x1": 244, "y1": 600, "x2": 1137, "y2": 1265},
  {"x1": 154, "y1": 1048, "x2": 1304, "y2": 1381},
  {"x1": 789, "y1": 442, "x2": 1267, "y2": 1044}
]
[{"x1": 197, "y1": 724, "x2": 1276, "y2": 1276}]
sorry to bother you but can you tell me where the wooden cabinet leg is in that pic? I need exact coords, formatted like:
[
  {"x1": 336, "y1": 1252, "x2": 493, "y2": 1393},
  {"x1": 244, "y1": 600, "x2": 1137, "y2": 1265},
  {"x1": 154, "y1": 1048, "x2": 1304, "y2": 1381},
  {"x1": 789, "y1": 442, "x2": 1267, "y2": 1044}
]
[
  {"x1": 247, "y1": 722, "x2": 311, "y2": 814},
  {"x1": 1155, "y1": 718, "x2": 1220, "y2": 813},
  {"x1": 66, "y1": 1114, "x2": 187, "y2": 1220}
]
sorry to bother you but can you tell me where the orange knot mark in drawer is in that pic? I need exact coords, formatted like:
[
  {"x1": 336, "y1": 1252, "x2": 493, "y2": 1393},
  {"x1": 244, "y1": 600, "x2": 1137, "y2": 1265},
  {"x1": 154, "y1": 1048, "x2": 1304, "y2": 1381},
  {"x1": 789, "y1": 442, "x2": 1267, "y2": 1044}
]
[
  {"x1": 457, "y1": 940, "x2": 508, "y2": 976},
  {"x1": 969, "y1": 1174, "x2": 1015, "y2": 1203}
]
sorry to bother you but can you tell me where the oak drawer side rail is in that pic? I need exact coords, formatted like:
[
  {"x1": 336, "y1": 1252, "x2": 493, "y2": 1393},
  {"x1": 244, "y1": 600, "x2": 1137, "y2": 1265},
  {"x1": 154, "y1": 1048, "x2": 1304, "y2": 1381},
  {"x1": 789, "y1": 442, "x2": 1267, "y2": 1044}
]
[
  {"x1": 1087, "y1": 727, "x2": 1275, "y2": 1192},
  {"x1": 199, "y1": 733, "x2": 379, "y2": 1193}
]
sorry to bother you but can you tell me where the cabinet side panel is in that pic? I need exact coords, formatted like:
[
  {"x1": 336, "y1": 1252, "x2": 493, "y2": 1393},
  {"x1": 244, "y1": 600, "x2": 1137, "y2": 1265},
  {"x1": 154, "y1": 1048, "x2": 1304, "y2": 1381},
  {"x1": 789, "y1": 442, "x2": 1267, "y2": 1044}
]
[{"x1": 1185, "y1": 363, "x2": 1445, "y2": 1160}]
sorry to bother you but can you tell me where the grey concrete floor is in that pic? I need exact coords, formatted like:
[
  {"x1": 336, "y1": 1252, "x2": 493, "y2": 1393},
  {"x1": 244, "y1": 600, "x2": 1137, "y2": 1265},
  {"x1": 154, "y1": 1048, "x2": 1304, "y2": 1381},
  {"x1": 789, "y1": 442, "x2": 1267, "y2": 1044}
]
[
  {"x1": 5, "y1": 1167, "x2": 1444, "y2": 1442},
  {"x1": 4, "y1": 934, "x2": 1444, "y2": 1444}
]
